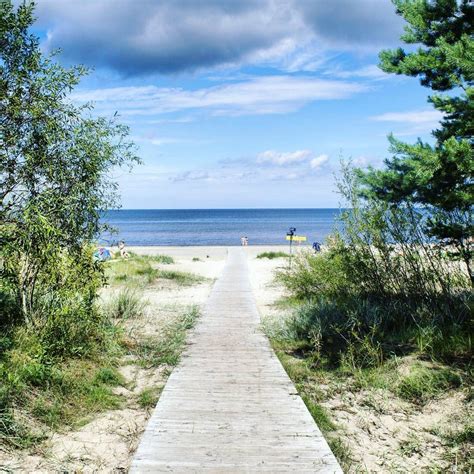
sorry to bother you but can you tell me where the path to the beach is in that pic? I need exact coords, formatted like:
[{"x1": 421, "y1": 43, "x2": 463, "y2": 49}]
[{"x1": 131, "y1": 248, "x2": 342, "y2": 473}]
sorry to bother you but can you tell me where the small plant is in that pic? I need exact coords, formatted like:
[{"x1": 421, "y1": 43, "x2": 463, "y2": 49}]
[
  {"x1": 106, "y1": 289, "x2": 146, "y2": 320},
  {"x1": 137, "y1": 386, "x2": 162, "y2": 408},
  {"x1": 192, "y1": 257, "x2": 201, "y2": 262},
  {"x1": 93, "y1": 367, "x2": 124, "y2": 386},
  {"x1": 257, "y1": 251, "x2": 289, "y2": 259},
  {"x1": 131, "y1": 306, "x2": 200, "y2": 368},
  {"x1": 396, "y1": 365, "x2": 462, "y2": 403},
  {"x1": 147, "y1": 254, "x2": 174, "y2": 264},
  {"x1": 159, "y1": 270, "x2": 206, "y2": 286}
]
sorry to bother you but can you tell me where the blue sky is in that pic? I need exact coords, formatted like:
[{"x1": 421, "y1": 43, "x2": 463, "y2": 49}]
[{"x1": 32, "y1": 0, "x2": 441, "y2": 209}]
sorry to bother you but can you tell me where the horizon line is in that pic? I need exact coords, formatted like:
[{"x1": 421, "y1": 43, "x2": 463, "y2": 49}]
[{"x1": 111, "y1": 207, "x2": 345, "y2": 211}]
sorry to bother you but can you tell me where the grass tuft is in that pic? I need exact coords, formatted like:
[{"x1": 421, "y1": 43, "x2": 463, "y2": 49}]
[
  {"x1": 257, "y1": 251, "x2": 289, "y2": 259},
  {"x1": 159, "y1": 270, "x2": 206, "y2": 286},
  {"x1": 396, "y1": 365, "x2": 462, "y2": 403},
  {"x1": 137, "y1": 386, "x2": 162, "y2": 408},
  {"x1": 131, "y1": 305, "x2": 200, "y2": 368},
  {"x1": 106, "y1": 288, "x2": 146, "y2": 320}
]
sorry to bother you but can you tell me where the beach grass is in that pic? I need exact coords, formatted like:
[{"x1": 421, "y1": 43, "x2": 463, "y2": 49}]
[
  {"x1": 130, "y1": 305, "x2": 200, "y2": 368},
  {"x1": 137, "y1": 386, "x2": 163, "y2": 409},
  {"x1": 105, "y1": 254, "x2": 206, "y2": 287},
  {"x1": 257, "y1": 251, "x2": 289, "y2": 259},
  {"x1": 105, "y1": 288, "x2": 147, "y2": 320}
]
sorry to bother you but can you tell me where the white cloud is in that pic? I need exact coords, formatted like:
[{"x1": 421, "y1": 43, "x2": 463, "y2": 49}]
[
  {"x1": 371, "y1": 110, "x2": 443, "y2": 124},
  {"x1": 310, "y1": 154, "x2": 329, "y2": 169},
  {"x1": 72, "y1": 76, "x2": 367, "y2": 117},
  {"x1": 170, "y1": 149, "x2": 331, "y2": 183},
  {"x1": 257, "y1": 150, "x2": 312, "y2": 166},
  {"x1": 371, "y1": 109, "x2": 443, "y2": 136},
  {"x1": 328, "y1": 65, "x2": 391, "y2": 81},
  {"x1": 171, "y1": 170, "x2": 212, "y2": 183},
  {"x1": 132, "y1": 136, "x2": 182, "y2": 146}
]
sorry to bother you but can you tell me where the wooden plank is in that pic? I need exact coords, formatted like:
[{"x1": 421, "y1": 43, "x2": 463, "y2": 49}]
[{"x1": 131, "y1": 248, "x2": 342, "y2": 473}]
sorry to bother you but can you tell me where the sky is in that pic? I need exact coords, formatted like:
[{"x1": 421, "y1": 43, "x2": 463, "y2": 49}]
[{"x1": 31, "y1": 0, "x2": 441, "y2": 209}]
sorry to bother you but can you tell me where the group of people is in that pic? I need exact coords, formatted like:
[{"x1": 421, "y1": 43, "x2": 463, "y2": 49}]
[
  {"x1": 93, "y1": 240, "x2": 129, "y2": 262},
  {"x1": 240, "y1": 236, "x2": 249, "y2": 246}
]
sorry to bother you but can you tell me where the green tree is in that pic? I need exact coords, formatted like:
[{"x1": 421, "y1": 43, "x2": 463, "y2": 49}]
[
  {"x1": 0, "y1": 1, "x2": 139, "y2": 324},
  {"x1": 360, "y1": 0, "x2": 473, "y2": 283}
]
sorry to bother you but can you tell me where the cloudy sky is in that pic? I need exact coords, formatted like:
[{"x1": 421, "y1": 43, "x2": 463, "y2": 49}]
[{"x1": 32, "y1": 0, "x2": 438, "y2": 208}]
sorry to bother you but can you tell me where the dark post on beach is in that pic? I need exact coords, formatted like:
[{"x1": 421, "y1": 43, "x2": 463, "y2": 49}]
[{"x1": 287, "y1": 227, "x2": 296, "y2": 269}]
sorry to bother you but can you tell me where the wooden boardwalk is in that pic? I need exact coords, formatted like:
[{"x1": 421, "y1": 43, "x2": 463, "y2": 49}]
[{"x1": 131, "y1": 248, "x2": 342, "y2": 473}]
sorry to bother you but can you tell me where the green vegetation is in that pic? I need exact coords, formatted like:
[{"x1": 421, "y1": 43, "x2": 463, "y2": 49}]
[
  {"x1": 159, "y1": 270, "x2": 206, "y2": 286},
  {"x1": 256, "y1": 251, "x2": 289, "y2": 259},
  {"x1": 105, "y1": 254, "x2": 203, "y2": 287},
  {"x1": 0, "y1": 1, "x2": 139, "y2": 449},
  {"x1": 0, "y1": 3, "x2": 202, "y2": 455},
  {"x1": 105, "y1": 289, "x2": 146, "y2": 320},
  {"x1": 268, "y1": 2, "x2": 473, "y2": 469},
  {"x1": 363, "y1": 0, "x2": 473, "y2": 283},
  {"x1": 137, "y1": 386, "x2": 163, "y2": 409},
  {"x1": 130, "y1": 305, "x2": 200, "y2": 368},
  {"x1": 396, "y1": 364, "x2": 462, "y2": 403}
]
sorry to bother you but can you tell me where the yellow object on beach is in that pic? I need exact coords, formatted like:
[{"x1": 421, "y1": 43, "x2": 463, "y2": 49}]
[{"x1": 286, "y1": 235, "x2": 307, "y2": 242}]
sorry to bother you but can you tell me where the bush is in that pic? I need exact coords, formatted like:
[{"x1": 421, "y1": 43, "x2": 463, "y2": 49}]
[
  {"x1": 275, "y1": 165, "x2": 472, "y2": 367},
  {"x1": 276, "y1": 248, "x2": 351, "y2": 301}
]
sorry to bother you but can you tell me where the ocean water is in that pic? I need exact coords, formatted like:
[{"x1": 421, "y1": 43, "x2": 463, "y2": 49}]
[{"x1": 100, "y1": 209, "x2": 343, "y2": 246}]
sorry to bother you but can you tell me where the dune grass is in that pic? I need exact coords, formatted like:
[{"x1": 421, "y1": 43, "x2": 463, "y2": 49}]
[
  {"x1": 0, "y1": 355, "x2": 125, "y2": 448},
  {"x1": 137, "y1": 386, "x2": 163, "y2": 409},
  {"x1": 256, "y1": 251, "x2": 289, "y2": 259},
  {"x1": 105, "y1": 254, "x2": 205, "y2": 287},
  {"x1": 130, "y1": 305, "x2": 200, "y2": 369},
  {"x1": 105, "y1": 288, "x2": 146, "y2": 320}
]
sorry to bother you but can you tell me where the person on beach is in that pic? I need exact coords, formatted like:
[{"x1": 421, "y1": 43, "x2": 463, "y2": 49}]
[
  {"x1": 312, "y1": 241, "x2": 321, "y2": 253},
  {"x1": 118, "y1": 241, "x2": 129, "y2": 259},
  {"x1": 240, "y1": 236, "x2": 245, "y2": 246},
  {"x1": 244, "y1": 236, "x2": 249, "y2": 246}
]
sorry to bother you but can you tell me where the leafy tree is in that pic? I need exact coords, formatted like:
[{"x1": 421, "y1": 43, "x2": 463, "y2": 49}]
[
  {"x1": 360, "y1": 0, "x2": 473, "y2": 283},
  {"x1": 0, "y1": 1, "x2": 139, "y2": 324}
]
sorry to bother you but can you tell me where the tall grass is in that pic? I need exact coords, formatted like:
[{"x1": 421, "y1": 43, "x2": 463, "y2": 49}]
[
  {"x1": 276, "y1": 165, "x2": 472, "y2": 368},
  {"x1": 105, "y1": 288, "x2": 146, "y2": 320},
  {"x1": 130, "y1": 305, "x2": 200, "y2": 368}
]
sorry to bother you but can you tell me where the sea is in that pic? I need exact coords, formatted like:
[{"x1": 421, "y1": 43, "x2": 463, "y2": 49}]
[{"x1": 100, "y1": 209, "x2": 343, "y2": 246}]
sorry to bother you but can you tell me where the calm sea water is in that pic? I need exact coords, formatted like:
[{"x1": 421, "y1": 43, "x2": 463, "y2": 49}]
[{"x1": 100, "y1": 209, "x2": 343, "y2": 246}]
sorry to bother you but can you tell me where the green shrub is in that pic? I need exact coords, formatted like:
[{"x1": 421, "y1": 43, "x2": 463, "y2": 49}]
[
  {"x1": 131, "y1": 305, "x2": 200, "y2": 368},
  {"x1": 93, "y1": 367, "x2": 124, "y2": 386},
  {"x1": 33, "y1": 294, "x2": 116, "y2": 359},
  {"x1": 148, "y1": 254, "x2": 174, "y2": 264},
  {"x1": 276, "y1": 249, "x2": 351, "y2": 301}
]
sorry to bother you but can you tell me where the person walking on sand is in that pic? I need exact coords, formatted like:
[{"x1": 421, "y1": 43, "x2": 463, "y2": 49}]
[
  {"x1": 244, "y1": 236, "x2": 249, "y2": 246},
  {"x1": 240, "y1": 236, "x2": 245, "y2": 246}
]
